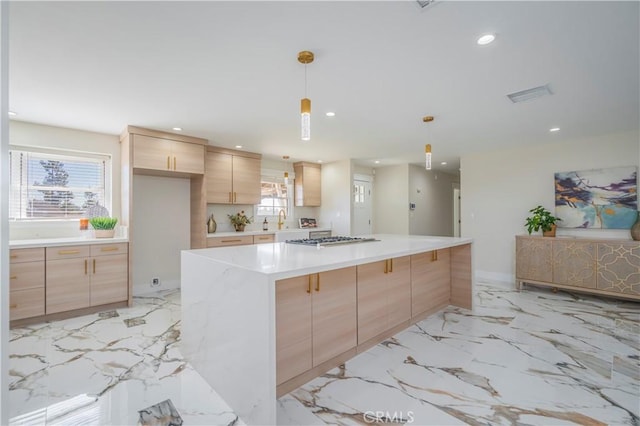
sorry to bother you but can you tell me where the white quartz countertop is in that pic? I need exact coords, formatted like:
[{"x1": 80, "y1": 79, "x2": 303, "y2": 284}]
[
  {"x1": 207, "y1": 227, "x2": 331, "y2": 238},
  {"x1": 185, "y1": 234, "x2": 472, "y2": 279},
  {"x1": 10, "y1": 236, "x2": 129, "y2": 249}
]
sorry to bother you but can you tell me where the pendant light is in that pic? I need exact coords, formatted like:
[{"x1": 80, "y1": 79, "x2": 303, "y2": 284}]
[
  {"x1": 298, "y1": 51, "x2": 314, "y2": 141},
  {"x1": 423, "y1": 116, "x2": 434, "y2": 170},
  {"x1": 284, "y1": 171, "x2": 289, "y2": 185}
]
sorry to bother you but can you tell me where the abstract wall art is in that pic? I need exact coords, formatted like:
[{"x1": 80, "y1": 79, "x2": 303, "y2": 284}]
[{"x1": 555, "y1": 166, "x2": 637, "y2": 229}]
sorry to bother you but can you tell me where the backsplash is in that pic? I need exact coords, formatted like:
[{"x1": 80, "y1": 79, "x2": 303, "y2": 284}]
[{"x1": 206, "y1": 204, "x2": 323, "y2": 233}]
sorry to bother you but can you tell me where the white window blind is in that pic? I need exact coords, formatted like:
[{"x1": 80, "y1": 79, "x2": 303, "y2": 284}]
[
  {"x1": 256, "y1": 176, "x2": 289, "y2": 217},
  {"x1": 9, "y1": 148, "x2": 109, "y2": 220}
]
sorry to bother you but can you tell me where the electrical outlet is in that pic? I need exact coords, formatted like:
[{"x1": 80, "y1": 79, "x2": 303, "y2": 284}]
[{"x1": 151, "y1": 278, "x2": 160, "y2": 287}]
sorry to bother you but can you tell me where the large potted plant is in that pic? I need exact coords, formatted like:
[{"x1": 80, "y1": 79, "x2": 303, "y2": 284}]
[
  {"x1": 90, "y1": 216, "x2": 118, "y2": 238},
  {"x1": 228, "y1": 210, "x2": 252, "y2": 232},
  {"x1": 525, "y1": 206, "x2": 561, "y2": 237}
]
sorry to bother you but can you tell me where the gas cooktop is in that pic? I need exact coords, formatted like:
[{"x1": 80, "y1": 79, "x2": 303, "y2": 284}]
[{"x1": 286, "y1": 236, "x2": 378, "y2": 246}]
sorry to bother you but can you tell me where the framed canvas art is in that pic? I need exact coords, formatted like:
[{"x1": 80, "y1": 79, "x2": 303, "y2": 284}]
[{"x1": 555, "y1": 166, "x2": 637, "y2": 229}]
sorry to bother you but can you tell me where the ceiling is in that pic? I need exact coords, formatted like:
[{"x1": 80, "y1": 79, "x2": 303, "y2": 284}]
[{"x1": 8, "y1": 1, "x2": 640, "y2": 172}]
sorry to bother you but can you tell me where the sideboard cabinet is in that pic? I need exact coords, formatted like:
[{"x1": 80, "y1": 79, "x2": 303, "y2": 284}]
[{"x1": 516, "y1": 235, "x2": 639, "y2": 300}]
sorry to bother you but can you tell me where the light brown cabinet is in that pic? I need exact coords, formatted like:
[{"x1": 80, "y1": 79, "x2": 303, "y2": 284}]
[
  {"x1": 206, "y1": 147, "x2": 261, "y2": 205},
  {"x1": 357, "y1": 256, "x2": 410, "y2": 344},
  {"x1": 253, "y1": 234, "x2": 275, "y2": 244},
  {"x1": 9, "y1": 248, "x2": 45, "y2": 321},
  {"x1": 276, "y1": 267, "x2": 357, "y2": 385},
  {"x1": 516, "y1": 236, "x2": 640, "y2": 300},
  {"x1": 207, "y1": 235, "x2": 254, "y2": 248},
  {"x1": 411, "y1": 248, "x2": 451, "y2": 318},
  {"x1": 46, "y1": 243, "x2": 129, "y2": 314},
  {"x1": 293, "y1": 162, "x2": 321, "y2": 207},
  {"x1": 132, "y1": 134, "x2": 204, "y2": 175}
]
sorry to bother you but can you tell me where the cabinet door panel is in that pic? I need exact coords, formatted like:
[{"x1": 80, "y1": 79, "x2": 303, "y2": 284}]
[
  {"x1": 132, "y1": 134, "x2": 173, "y2": 171},
  {"x1": 553, "y1": 241, "x2": 596, "y2": 288},
  {"x1": 597, "y1": 243, "x2": 640, "y2": 295},
  {"x1": 10, "y1": 288, "x2": 45, "y2": 320},
  {"x1": 312, "y1": 267, "x2": 357, "y2": 366},
  {"x1": 516, "y1": 237, "x2": 553, "y2": 282},
  {"x1": 357, "y1": 260, "x2": 388, "y2": 343},
  {"x1": 10, "y1": 261, "x2": 45, "y2": 291},
  {"x1": 46, "y1": 258, "x2": 90, "y2": 314},
  {"x1": 232, "y1": 156, "x2": 261, "y2": 205},
  {"x1": 91, "y1": 254, "x2": 128, "y2": 306},
  {"x1": 172, "y1": 141, "x2": 204, "y2": 174},
  {"x1": 411, "y1": 249, "x2": 450, "y2": 317},
  {"x1": 387, "y1": 256, "x2": 412, "y2": 328},
  {"x1": 10, "y1": 248, "x2": 45, "y2": 263},
  {"x1": 276, "y1": 275, "x2": 312, "y2": 384},
  {"x1": 206, "y1": 151, "x2": 233, "y2": 203}
]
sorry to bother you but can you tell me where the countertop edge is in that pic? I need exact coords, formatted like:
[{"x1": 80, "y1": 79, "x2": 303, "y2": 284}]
[{"x1": 10, "y1": 237, "x2": 129, "y2": 249}]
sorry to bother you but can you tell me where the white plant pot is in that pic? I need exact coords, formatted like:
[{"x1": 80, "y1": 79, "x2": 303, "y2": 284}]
[{"x1": 94, "y1": 229, "x2": 115, "y2": 238}]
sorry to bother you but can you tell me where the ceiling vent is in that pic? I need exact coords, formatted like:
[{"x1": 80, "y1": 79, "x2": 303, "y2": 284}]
[
  {"x1": 507, "y1": 84, "x2": 552, "y2": 103},
  {"x1": 416, "y1": 0, "x2": 435, "y2": 9}
]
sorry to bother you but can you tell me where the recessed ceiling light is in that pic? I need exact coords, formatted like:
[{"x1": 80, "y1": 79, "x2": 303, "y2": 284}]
[
  {"x1": 317, "y1": 160, "x2": 323, "y2": 163},
  {"x1": 8, "y1": 111, "x2": 16, "y2": 117},
  {"x1": 235, "y1": 145, "x2": 243, "y2": 149},
  {"x1": 477, "y1": 34, "x2": 496, "y2": 45},
  {"x1": 374, "y1": 160, "x2": 380, "y2": 164},
  {"x1": 326, "y1": 112, "x2": 336, "y2": 117},
  {"x1": 172, "y1": 127, "x2": 182, "y2": 131},
  {"x1": 549, "y1": 127, "x2": 560, "y2": 132},
  {"x1": 441, "y1": 161, "x2": 447, "y2": 165}
]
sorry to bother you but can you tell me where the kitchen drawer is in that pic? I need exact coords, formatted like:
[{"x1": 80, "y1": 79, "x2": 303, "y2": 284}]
[
  {"x1": 10, "y1": 248, "x2": 45, "y2": 264},
  {"x1": 10, "y1": 261, "x2": 45, "y2": 291},
  {"x1": 207, "y1": 235, "x2": 254, "y2": 248},
  {"x1": 253, "y1": 234, "x2": 275, "y2": 244},
  {"x1": 91, "y1": 243, "x2": 129, "y2": 257},
  {"x1": 46, "y1": 245, "x2": 91, "y2": 260},
  {"x1": 10, "y1": 287, "x2": 45, "y2": 321}
]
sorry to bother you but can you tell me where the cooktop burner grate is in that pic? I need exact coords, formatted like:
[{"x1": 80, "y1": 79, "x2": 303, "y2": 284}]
[{"x1": 286, "y1": 236, "x2": 378, "y2": 246}]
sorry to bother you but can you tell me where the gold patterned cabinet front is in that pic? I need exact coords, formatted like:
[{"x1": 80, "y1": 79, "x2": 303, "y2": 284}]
[
  {"x1": 597, "y1": 242, "x2": 640, "y2": 296},
  {"x1": 552, "y1": 240, "x2": 596, "y2": 288},
  {"x1": 515, "y1": 236, "x2": 553, "y2": 285}
]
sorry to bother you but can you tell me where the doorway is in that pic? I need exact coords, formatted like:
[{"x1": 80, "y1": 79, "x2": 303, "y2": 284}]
[
  {"x1": 352, "y1": 175, "x2": 373, "y2": 236},
  {"x1": 453, "y1": 183, "x2": 461, "y2": 237}
]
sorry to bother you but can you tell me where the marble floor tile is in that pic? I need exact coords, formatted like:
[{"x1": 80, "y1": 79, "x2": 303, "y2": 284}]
[{"x1": 9, "y1": 281, "x2": 639, "y2": 425}]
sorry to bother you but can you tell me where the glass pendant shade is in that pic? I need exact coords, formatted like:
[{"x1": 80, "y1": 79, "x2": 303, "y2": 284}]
[
  {"x1": 301, "y1": 98, "x2": 311, "y2": 141},
  {"x1": 425, "y1": 144, "x2": 432, "y2": 170}
]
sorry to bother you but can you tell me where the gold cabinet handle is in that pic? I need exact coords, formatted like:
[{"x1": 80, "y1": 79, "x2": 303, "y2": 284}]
[
  {"x1": 167, "y1": 155, "x2": 171, "y2": 170},
  {"x1": 101, "y1": 247, "x2": 119, "y2": 252},
  {"x1": 307, "y1": 275, "x2": 311, "y2": 293},
  {"x1": 390, "y1": 258, "x2": 393, "y2": 273},
  {"x1": 315, "y1": 274, "x2": 320, "y2": 292},
  {"x1": 10, "y1": 254, "x2": 17, "y2": 259},
  {"x1": 233, "y1": 192, "x2": 237, "y2": 203},
  {"x1": 10, "y1": 304, "x2": 17, "y2": 309},
  {"x1": 59, "y1": 250, "x2": 80, "y2": 255},
  {"x1": 93, "y1": 258, "x2": 96, "y2": 274},
  {"x1": 384, "y1": 260, "x2": 388, "y2": 274},
  {"x1": 10, "y1": 275, "x2": 17, "y2": 280},
  {"x1": 431, "y1": 250, "x2": 438, "y2": 261},
  {"x1": 435, "y1": 250, "x2": 438, "y2": 261},
  {"x1": 85, "y1": 259, "x2": 88, "y2": 274},
  {"x1": 221, "y1": 239, "x2": 242, "y2": 243},
  {"x1": 174, "y1": 156, "x2": 177, "y2": 170}
]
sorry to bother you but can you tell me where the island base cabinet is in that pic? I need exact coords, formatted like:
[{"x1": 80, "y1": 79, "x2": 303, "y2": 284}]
[
  {"x1": 357, "y1": 256, "x2": 411, "y2": 344},
  {"x1": 276, "y1": 266, "x2": 357, "y2": 386},
  {"x1": 411, "y1": 249, "x2": 451, "y2": 319}
]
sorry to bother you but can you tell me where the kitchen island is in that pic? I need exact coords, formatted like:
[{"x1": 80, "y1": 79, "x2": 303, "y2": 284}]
[{"x1": 181, "y1": 234, "x2": 473, "y2": 425}]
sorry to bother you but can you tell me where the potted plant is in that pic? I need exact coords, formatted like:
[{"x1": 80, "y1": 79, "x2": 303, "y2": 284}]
[
  {"x1": 90, "y1": 216, "x2": 118, "y2": 238},
  {"x1": 228, "y1": 211, "x2": 252, "y2": 232},
  {"x1": 525, "y1": 206, "x2": 561, "y2": 237}
]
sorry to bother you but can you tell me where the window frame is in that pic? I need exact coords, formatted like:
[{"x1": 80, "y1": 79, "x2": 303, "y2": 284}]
[{"x1": 255, "y1": 169, "x2": 293, "y2": 218}]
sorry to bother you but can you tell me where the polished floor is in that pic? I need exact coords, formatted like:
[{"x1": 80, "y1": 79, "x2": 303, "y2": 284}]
[{"x1": 9, "y1": 281, "x2": 640, "y2": 425}]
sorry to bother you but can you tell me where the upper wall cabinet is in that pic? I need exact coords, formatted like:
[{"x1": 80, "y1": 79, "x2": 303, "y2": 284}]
[
  {"x1": 206, "y1": 147, "x2": 261, "y2": 205},
  {"x1": 294, "y1": 162, "x2": 321, "y2": 207},
  {"x1": 131, "y1": 132, "x2": 206, "y2": 176}
]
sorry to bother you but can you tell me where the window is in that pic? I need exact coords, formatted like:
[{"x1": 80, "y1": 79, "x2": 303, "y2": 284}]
[
  {"x1": 256, "y1": 175, "x2": 289, "y2": 216},
  {"x1": 9, "y1": 147, "x2": 110, "y2": 220}
]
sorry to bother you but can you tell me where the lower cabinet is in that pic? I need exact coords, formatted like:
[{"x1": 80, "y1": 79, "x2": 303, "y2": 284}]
[
  {"x1": 46, "y1": 243, "x2": 129, "y2": 315},
  {"x1": 206, "y1": 235, "x2": 255, "y2": 247},
  {"x1": 597, "y1": 241, "x2": 640, "y2": 295},
  {"x1": 410, "y1": 248, "x2": 451, "y2": 318},
  {"x1": 9, "y1": 248, "x2": 45, "y2": 321},
  {"x1": 276, "y1": 266, "x2": 357, "y2": 385},
  {"x1": 357, "y1": 256, "x2": 410, "y2": 344}
]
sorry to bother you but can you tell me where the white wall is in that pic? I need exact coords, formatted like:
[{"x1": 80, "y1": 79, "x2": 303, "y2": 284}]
[
  {"x1": 8, "y1": 121, "x2": 121, "y2": 239},
  {"x1": 408, "y1": 165, "x2": 458, "y2": 236},
  {"x1": 132, "y1": 175, "x2": 190, "y2": 295},
  {"x1": 373, "y1": 164, "x2": 410, "y2": 234},
  {"x1": 461, "y1": 130, "x2": 639, "y2": 283},
  {"x1": 320, "y1": 160, "x2": 352, "y2": 236}
]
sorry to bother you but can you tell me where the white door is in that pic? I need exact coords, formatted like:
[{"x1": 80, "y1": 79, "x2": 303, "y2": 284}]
[{"x1": 352, "y1": 177, "x2": 372, "y2": 236}]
